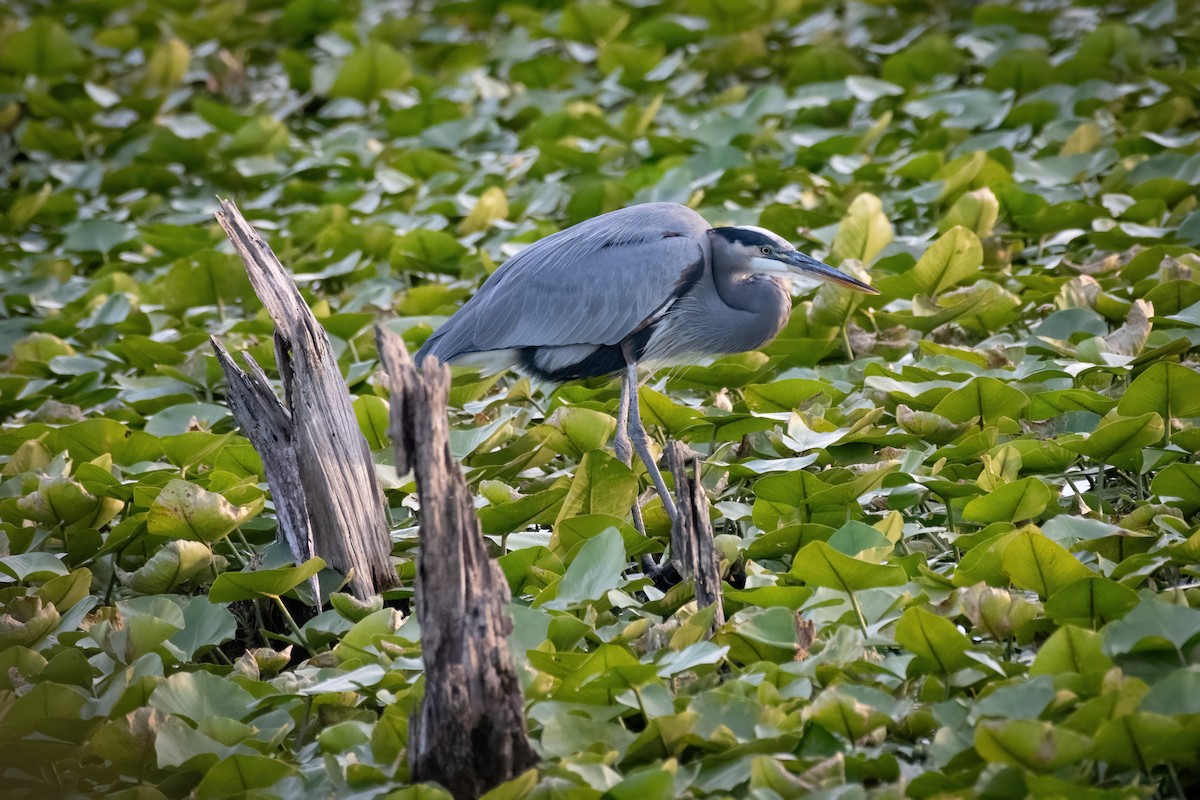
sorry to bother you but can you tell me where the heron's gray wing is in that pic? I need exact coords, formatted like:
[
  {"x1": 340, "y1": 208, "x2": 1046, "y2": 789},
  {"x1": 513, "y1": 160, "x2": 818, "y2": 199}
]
[{"x1": 420, "y1": 203, "x2": 710, "y2": 360}]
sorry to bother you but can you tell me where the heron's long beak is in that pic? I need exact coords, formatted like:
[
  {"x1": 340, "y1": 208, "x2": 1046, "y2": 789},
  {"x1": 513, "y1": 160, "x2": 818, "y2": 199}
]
[{"x1": 786, "y1": 251, "x2": 880, "y2": 294}]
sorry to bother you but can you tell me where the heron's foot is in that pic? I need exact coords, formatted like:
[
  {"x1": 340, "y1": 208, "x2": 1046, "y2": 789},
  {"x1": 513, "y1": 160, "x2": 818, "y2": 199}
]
[
  {"x1": 640, "y1": 553, "x2": 681, "y2": 593},
  {"x1": 631, "y1": 488, "x2": 679, "y2": 591}
]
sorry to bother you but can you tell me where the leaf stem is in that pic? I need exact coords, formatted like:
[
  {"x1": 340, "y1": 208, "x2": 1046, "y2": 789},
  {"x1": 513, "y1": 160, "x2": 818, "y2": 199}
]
[
  {"x1": 1166, "y1": 763, "x2": 1185, "y2": 799},
  {"x1": 272, "y1": 595, "x2": 315, "y2": 656},
  {"x1": 222, "y1": 538, "x2": 243, "y2": 569},
  {"x1": 103, "y1": 554, "x2": 119, "y2": 605},
  {"x1": 847, "y1": 589, "x2": 868, "y2": 635},
  {"x1": 234, "y1": 527, "x2": 255, "y2": 554},
  {"x1": 252, "y1": 599, "x2": 267, "y2": 646}
]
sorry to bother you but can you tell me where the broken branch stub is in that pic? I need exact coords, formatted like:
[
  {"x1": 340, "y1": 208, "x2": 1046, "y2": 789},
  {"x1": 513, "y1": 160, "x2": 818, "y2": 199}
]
[
  {"x1": 376, "y1": 326, "x2": 536, "y2": 800},
  {"x1": 209, "y1": 342, "x2": 318, "y2": 600},
  {"x1": 666, "y1": 440, "x2": 726, "y2": 630},
  {"x1": 211, "y1": 198, "x2": 396, "y2": 599}
]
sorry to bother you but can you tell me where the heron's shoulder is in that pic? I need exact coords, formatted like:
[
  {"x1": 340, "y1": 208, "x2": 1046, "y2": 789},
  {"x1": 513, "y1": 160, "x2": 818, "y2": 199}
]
[
  {"x1": 489, "y1": 203, "x2": 709, "y2": 281},
  {"x1": 609, "y1": 202, "x2": 710, "y2": 235},
  {"x1": 546, "y1": 204, "x2": 709, "y2": 255}
]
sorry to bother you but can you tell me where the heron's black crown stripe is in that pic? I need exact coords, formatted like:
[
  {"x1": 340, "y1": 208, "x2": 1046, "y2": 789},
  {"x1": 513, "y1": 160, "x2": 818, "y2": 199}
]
[{"x1": 712, "y1": 227, "x2": 777, "y2": 248}]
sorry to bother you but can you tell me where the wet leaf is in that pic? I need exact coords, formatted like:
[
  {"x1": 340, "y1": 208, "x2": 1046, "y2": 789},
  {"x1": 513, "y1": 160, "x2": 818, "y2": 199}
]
[
  {"x1": 940, "y1": 188, "x2": 1000, "y2": 236},
  {"x1": 962, "y1": 478, "x2": 1051, "y2": 525},
  {"x1": 555, "y1": 450, "x2": 637, "y2": 525},
  {"x1": 1064, "y1": 413, "x2": 1165, "y2": 461},
  {"x1": 1103, "y1": 598, "x2": 1200, "y2": 657},
  {"x1": 1002, "y1": 529, "x2": 1093, "y2": 598},
  {"x1": 975, "y1": 719, "x2": 1093, "y2": 772},
  {"x1": 932, "y1": 377, "x2": 1028, "y2": 430},
  {"x1": 142, "y1": 38, "x2": 190, "y2": 92},
  {"x1": 895, "y1": 607, "x2": 974, "y2": 674},
  {"x1": 1116, "y1": 361, "x2": 1200, "y2": 420},
  {"x1": 0, "y1": 18, "x2": 84, "y2": 75},
  {"x1": 830, "y1": 193, "x2": 892, "y2": 266},
  {"x1": 0, "y1": 596, "x2": 60, "y2": 650},
  {"x1": 150, "y1": 669, "x2": 257, "y2": 724},
  {"x1": 120, "y1": 540, "x2": 214, "y2": 594},
  {"x1": 330, "y1": 41, "x2": 411, "y2": 101},
  {"x1": 146, "y1": 480, "x2": 256, "y2": 543},
  {"x1": 909, "y1": 227, "x2": 984, "y2": 296},
  {"x1": 195, "y1": 754, "x2": 299, "y2": 798},
  {"x1": 17, "y1": 476, "x2": 123, "y2": 533},
  {"x1": 1093, "y1": 713, "x2": 1200, "y2": 770},
  {"x1": 791, "y1": 540, "x2": 906, "y2": 591},
  {"x1": 460, "y1": 187, "x2": 509, "y2": 234},
  {"x1": 547, "y1": 528, "x2": 626, "y2": 607},
  {"x1": 1044, "y1": 577, "x2": 1138, "y2": 626},
  {"x1": 208, "y1": 558, "x2": 326, "y2": 602}
]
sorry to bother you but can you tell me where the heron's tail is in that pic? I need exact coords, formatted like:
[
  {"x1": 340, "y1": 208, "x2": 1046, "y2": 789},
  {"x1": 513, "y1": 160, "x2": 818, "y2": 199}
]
[
  {"x1": 413, "y1": 313, "x2": 471, "y2": 367},
  {"x1": 412, "y1": 336, "x2": 445, "y2": 368}
]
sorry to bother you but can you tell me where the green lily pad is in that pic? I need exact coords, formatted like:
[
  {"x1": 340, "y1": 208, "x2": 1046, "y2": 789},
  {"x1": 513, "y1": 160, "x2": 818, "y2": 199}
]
[
  {"x1": 554, "y1": 450, "x2": 637, "y2": 526},
  {"x1": 974, "y1": 719, "x2": 1093, "y2": 772},
  {"x1": 908, "y1": 226, "x2": 984, "y2": 296},
  {"x1": 830, "y1": 193, "x2": 893, "y2": 266},
  {"x1": 895, "y1": 606, "x2": 974, "y2": 674},
  {"x1": 208, "y1": 558, "x2": 326, "y2": 602},
  {"x1": 1002, "y1": 529, "x2": 1094, "y2": 598},
  {"x1": 1117, "y1": 361, "x2": 1200, "y2": 420},
  {"x1": 790, "y1": 540, "x2": 906, "y2": 591},
  {"x1": 146, "y1": 480, "x2": 256, "y2": 543},
  {"x1": 546, "y1": 528, "x2": 627, "y2": 608},
  {"x1": 1063, "y1": 413, "x2": 1165, "y2": 461},
  {"x1": 962, "y1": 478, "x2": 1051, "y2": 525}
]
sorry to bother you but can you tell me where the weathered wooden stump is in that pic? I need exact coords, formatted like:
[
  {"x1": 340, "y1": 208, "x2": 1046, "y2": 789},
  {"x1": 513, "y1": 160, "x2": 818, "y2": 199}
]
[
  {"x1": 209, "y1": 346, "x2": 319, "y2": 597},
  {"x1": 210, "y1": 199, "x2": 397, "y2": 599},
  {"x1": 665, "y1": 440, "x2": 725, "y2": 630},
  {"x1": 376, "y1": 327, "x2": 537, "y2": 799}
]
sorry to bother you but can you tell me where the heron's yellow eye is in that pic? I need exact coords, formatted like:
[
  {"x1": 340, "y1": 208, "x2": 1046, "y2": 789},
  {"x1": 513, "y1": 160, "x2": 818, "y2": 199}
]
[{"x1": 760, "y1": 246, "x2": 772, "y2": 255}]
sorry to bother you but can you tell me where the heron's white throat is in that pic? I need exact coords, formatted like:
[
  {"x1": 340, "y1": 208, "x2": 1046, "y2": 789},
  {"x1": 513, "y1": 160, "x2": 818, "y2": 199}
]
[{"x1": 750, "y1": 255, "x2": 791, "y2": 274}]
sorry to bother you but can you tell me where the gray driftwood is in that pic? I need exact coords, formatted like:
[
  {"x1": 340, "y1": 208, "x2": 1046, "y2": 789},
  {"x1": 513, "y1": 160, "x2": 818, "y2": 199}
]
[
  {"x1": 376, "y1": 326, "x2": 536, "y2": 800},
  {"x1": 210, "y1": 198, "x2": 396, "y2": 599},
  {"x1": 208, "y1": 343, "x2": 319, "y2": 599},
  {"x1": 666, "y1": 441, "x2": 725, "y2": 629}
]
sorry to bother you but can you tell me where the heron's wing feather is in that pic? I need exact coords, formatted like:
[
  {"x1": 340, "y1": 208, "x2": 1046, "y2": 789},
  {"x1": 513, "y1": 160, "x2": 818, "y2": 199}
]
[
  {"x1": 477, "y1": 237, "x2": 703, "y2": 348},
  {"x1": 420, "y1": 203, "x2": 710, "y2": 360}
]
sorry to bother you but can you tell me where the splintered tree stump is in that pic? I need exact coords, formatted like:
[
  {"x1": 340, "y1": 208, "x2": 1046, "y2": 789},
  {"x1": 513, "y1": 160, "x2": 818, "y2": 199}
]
[
  {"x1": 666, "y1": 440, "x2": 726, "y2": 630},
  {"x1": 376, "y1": 327, "x2": 537, "y2": 800},
  {"x1": 209, "y1": 345, "x2": 318, "y2": 599},
  {"x1": 210, "y1": 198, "x2": 396, "y2": 599}
]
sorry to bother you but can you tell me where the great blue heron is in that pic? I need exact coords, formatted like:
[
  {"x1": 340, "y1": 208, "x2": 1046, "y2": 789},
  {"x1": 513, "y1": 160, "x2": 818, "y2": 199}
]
[{"x1": 415, "y1": 201, "x2": 878, "y2": 524}]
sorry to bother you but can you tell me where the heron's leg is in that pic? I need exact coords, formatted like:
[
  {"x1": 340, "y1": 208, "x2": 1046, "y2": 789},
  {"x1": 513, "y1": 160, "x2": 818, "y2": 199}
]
[
  {"x1": 614, "y1": 372, "x2": 646, "y2": 536},
  {"x1": 614, "y1": 373, "x2": 633, "y2": 467},
  {"x1": 622, "y1": 350, "x2": 679, "y2": 524}
]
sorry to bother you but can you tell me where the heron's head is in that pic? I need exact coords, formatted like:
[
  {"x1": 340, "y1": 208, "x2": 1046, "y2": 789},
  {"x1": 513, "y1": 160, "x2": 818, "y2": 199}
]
[{"x1": 712, "y1": 226, "x2": 880, "y2": 294}]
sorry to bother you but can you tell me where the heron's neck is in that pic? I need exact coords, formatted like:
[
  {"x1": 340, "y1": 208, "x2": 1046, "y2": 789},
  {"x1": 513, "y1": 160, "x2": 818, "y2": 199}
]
[
  {"x1": 712, "y1": 271, "x2": 792, "y2": 348},
  {"x1": 715, "y1": 268, "x2": 787, "y2": 309}
]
